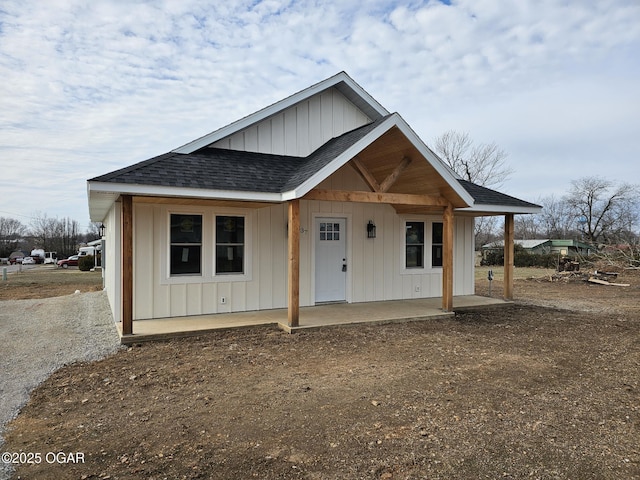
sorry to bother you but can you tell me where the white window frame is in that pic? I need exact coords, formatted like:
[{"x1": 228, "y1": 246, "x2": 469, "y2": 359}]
[
  {"x1": 401, "y1": 216, "x2": 444, "y2": 275},
  {"x1": 431, "y1": 221, "x2": 444, "y2": 268},
  {"x1": 168, "y1": 212, "x2": 204, "y2": 277},
  {"x1": 160, "y1": 206, "x2": 252, "y2": 285},
  {"x1": 214, "y1": 214, "x2": 248, "y2": 277}
]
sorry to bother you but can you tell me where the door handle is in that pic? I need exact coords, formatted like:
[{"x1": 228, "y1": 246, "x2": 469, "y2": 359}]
[{"x1": 342, "y1": 258, "x2": 347, "y2": 272}]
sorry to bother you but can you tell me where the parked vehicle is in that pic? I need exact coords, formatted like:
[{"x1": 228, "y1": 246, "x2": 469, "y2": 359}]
[
  {"x1": 78, "y1": 245, "x2": 101, "y2": 256},
  {"x1": 28, "y1": 255, "x2": 44, "y2": 264},
  {"x1": 22, "y1": 256, "x2": 36, "y2": 265},
  {"x1": 30, "y1": 249, "x2": 45, "y2": 262},
  {"x1": 57, "y1": 255, "x2": 79, "y2": 268},
  {"x1": 43, "y1": 251, "x2": 58, "y2": 264},
  {"x1": 9, "y1": 256, "x2": 24, "y2": 265}
]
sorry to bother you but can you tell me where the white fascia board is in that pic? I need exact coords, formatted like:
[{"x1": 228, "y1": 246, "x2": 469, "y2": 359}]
[
  {"x1": 392, "y1": 116, "x2": 476, "y2": 207},
  {"x1": 457, "y1": 204, "x2": 542, "y2": 215},
  {"x1": 173, "y1": 72, "x2": 390, "y2": 154},
  {"x1": 88, "y1": 181, "x2": 282, "y2": 203},
  {"x1": 282, "y1": 115, "x2": 400, "y2": 200}
]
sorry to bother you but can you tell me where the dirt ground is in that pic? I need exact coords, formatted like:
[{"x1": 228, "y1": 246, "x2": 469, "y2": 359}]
[{"x1": 3, "y1": 267, "x2": 640, "y2": 479}]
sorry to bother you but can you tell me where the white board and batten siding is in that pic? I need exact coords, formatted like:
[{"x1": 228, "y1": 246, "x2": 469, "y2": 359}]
[
  {"x1": 103, "y1": 201, "x2": 122, "y2": 323},
  {"x1": 126, "y1": 164, "x2": 475, "y2": 321},
  {"x1": 102, "y1": 87, "x2": 474, "y2": 321},
  {"x1": 210, "y1": 87, "x2": 371, "y2": 156}
]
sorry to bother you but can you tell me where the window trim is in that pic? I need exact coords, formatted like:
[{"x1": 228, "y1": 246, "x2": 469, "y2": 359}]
[
  {"x1": 431, "y1": 221, "x2": 444, "y2": 268},
  {"x1": 214, "y1": 215, "x2": 246, "y2": 275},
  {"x1": 405, "y1": 221, "x2": 425, "y2": 269},
  {"x1": 161, "y1": 207, "x2": 252, "y2": 285},
  {"x1": 169, "y1": 213, "x2": 203, "y2": 277},
  {"x1": 401, "y1": 216, "x2": 445, "y2": 274}
]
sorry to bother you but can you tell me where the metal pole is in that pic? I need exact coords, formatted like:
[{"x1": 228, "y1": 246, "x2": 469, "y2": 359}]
[
  {"x1": 488, "y1": 269, "x2": 494, "y2": 297},
  {"x1": 2, "y1": 267, "x2": 6, "y2": 281}
]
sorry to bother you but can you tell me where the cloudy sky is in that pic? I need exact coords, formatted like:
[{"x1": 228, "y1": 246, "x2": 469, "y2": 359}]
[{"x1": 1, "y1": 0, "x2": 639, "y2": 231}]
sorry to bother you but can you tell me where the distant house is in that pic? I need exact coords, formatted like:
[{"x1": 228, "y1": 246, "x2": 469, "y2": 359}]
[
  {"x1": 482, "y1": 239, "x2": 592, "y2": 257},
  {"x1": 87, "y1": 72, "x2": 541, "y2": 335}
]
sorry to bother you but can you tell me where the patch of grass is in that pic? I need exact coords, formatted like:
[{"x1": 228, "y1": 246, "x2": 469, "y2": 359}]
[
  {"x1": 0, "y1": 265, "x2": 103, "y2": 300},
  {"x1": 475, "y1": 265, "x2": 555, "y2": 282}
]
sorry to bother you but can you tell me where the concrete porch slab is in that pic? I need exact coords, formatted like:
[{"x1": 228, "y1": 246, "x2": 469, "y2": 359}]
[{"x1": 117, "y1": 295, "x2": 511, "y2": 344}]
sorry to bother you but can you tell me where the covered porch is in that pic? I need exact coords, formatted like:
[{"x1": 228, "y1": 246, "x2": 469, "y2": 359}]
[{"x1": 116, "y1": 295, "x2": 510, "y2": 344}]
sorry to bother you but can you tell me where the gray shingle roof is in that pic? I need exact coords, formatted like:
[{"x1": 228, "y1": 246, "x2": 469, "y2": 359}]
[
  {"x1": 90, "y1": 116, "x2": 387, "y2": 193},
  {"x1": 457, "y1": 179, "x2": 541, "y2": 209},
  {"x1": 90, "y1": 118, "x2": 539, "y2": 212}
]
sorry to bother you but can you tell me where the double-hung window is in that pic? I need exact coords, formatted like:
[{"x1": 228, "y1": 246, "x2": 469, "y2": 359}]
[
  {"x1": 216, "y1": 216, "x2": 245, "y2": 274},
  {"x1": 170, "y1": 214, "x2": 202, "y2": 275},
  {"x1": 404, "y1": 220, "x2": 445, "y2": 270},
  {"x1": 432, "y1": 222, "x2": 443, "y2": 267},
  {"x1": 405, "y1": 221, "x2": 425, "y2": 268}
]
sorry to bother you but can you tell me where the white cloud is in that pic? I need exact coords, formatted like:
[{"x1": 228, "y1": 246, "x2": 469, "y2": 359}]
[{"x1": 0, "y1": 0, "x2": 639, "y2": 228}]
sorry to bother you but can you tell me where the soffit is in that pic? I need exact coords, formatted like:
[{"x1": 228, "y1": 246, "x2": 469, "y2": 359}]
[{"x1": 351, "y1": 126, "x2": 468, "y2": 208}]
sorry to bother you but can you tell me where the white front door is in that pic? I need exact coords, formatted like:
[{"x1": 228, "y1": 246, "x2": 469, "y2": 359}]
[{"x1": 315, "y1": 218, "x2": 347, "y2": 303}]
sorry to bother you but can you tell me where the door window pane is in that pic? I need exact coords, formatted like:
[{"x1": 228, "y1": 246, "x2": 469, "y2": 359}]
[{"x1": 319, "y1": 222, "x2": 340, "y2": 241}]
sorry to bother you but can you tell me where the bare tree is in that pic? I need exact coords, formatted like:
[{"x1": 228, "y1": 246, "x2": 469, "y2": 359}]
[
  {"x1": 85, "y1": 222, "x2": 103, "y2": 242},
  {"x1": 30, "y1": 213, "x2": 80, "y2": 257},
  {"x1": 29, "y1": 212, "x2": 57, "y2": 251},
  {"x1": 53, "y1": 217, "x2": 80, "y2": 257},
  {"x1": 433, "y1": 130, "x2": 514, "y2": 189},
  {"x1": 0, "y1": 217, "x2": 26, "y2": 257},
  {"x1": 433, "y1": 130, "x2": 514, "y2": 248},
  {"x1": 514, "y1": 214, "x2": 540, "y2": 239},
  {"x1": 566, "y1": 177, "x2": 639, "y2": 244},
  {"x1": 537, "y1": 194, "x2": 577, "y2": 238}
]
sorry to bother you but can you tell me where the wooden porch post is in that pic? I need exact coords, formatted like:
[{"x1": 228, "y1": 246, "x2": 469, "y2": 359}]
[
  {"x1": 442, "y1": 203, "x2": 454, "y2": 312},
  {"x1": 504, "y1": 213, "x2": 514, "y2": 300},
  {"x1": 121, "y1": 195, "x2": 133, "y2": 335},
  {"x1": 287, "y1": 200, "x2": 300, "y2": 327}
]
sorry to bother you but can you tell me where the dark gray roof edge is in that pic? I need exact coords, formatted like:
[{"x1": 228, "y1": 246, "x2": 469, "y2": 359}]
[
  {"x1": 89, "y1": 152, "x2": 178, "y2": 182},
  {"x1": 458, "y1": 179, "x2": 542, "y2": 209}
]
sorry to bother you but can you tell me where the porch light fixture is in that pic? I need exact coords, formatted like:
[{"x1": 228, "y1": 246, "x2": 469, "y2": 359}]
[
  {"x1": 99, "y1": 223, "x2": 106, "y2": 237},
  {"x1": 367, "y1": 220, "x2": 376, "y2": 239}
]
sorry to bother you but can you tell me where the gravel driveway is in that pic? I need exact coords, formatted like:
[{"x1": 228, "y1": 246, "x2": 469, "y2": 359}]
[{"x1": 0, "y1": 291, "x2": 121, "y2": 479}]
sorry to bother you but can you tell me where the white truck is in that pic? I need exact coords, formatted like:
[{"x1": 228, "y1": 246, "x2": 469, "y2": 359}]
[
  {"x1": 78, "y1": 246, "x2": 100, "y2": 256},
  {"x1": 29, "y1": 248, "x2": 58, "y2": 264},
  {"x1": 77, "y1": 240, "x2": 102, "y2": 269},
  {"x1": 29, "y1": 249, "x2": 58, "y2": 264}
]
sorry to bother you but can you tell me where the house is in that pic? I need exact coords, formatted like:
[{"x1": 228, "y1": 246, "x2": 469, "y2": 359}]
[
  {"x1": 87, "y1": 72, "x2": 541, "y2": 336},
  {"x1": 482, "y1": 239, "x2": 592, "y2": 257}
]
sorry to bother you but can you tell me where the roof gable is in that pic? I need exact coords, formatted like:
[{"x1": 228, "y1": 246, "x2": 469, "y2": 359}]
[
  {"x1": 88, "y1": 72, "x2": 542, "y2": 220},
  {"x1": 89, "y1": 114, "x2": 475, "y2": 207},
  {"x1": 173, "y1": 72, "x2": 390, "y2": 155}
]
